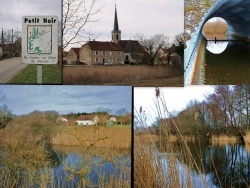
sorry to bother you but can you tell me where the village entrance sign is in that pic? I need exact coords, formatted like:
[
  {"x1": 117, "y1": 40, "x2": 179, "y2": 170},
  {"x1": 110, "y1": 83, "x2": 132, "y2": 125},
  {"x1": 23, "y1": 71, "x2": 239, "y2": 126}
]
[{"x1": 22, "y1": 16, "x2": 58, "y2": 83}]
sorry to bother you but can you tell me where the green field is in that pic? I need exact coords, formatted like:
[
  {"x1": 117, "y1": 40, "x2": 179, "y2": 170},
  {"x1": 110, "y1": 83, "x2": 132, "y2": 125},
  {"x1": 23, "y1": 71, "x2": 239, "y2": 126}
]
[{"x1": 7, "y1": 64, "x2": 62, "y2": 84}]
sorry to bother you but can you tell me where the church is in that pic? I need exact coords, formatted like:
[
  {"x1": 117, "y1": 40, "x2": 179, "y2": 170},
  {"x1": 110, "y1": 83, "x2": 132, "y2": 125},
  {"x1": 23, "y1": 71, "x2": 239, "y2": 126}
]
[{"x1": 67, "y1": 4, "x2": 146, "y2": 65}]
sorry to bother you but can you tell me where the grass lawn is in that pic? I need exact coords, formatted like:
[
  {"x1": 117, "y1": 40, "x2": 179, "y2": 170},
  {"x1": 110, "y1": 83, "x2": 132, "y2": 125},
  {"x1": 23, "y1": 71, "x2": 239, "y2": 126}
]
[{"x1": 7, "y1": 64, "x2": 62, "y2": 84}]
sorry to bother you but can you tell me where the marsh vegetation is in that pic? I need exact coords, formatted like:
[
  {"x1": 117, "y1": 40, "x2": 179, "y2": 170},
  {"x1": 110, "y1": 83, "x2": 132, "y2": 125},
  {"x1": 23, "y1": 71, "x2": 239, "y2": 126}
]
[
  {"x1": 0, "y1": 111, "x2": 131, "y2": 187},
  {"x1": 63, "y1": 65, "x2": 183, "y2": 86},
  {"x1": 134, "y1": 86, "x2": 250, "y2": 187}
]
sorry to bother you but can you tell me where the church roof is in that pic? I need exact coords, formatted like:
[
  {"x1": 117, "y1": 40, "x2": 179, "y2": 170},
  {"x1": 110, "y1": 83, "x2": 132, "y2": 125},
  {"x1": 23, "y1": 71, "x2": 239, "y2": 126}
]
[
  {"x1": 113, "y1": 4, "x2": 120, "y2": 31},
  {"x1": 118, "y1": 40, "x2": 145, "y2": 53},
  {"x1": 82, "y1": 41, "x2": 124, "y2": 51}
]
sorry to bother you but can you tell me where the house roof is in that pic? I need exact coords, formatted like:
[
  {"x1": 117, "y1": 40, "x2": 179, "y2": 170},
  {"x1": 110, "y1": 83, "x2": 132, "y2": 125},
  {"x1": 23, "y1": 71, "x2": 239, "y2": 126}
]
[
  {"x1": 57, "y1": 116, "x2": 69, "y2": 122},
  {"x1": 76, "y1": 115, "x2": 96, "y2": 121},
  {"x1": 118, "y1": 40, "x2": 145, "y2": 53},
  {"x1": 70, "y1": 48, "x2": 80, "y2": 55},
  {"x1": 82, "y1": 41, "x2": 124, "y2": 51}
]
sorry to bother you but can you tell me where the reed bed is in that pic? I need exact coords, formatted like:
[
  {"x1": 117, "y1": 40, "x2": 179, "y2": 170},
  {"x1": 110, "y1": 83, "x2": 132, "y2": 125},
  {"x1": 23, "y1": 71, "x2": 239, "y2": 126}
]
[
  {"x1": 211, "y1": 135, "x2": 238, "y2": 145},
  {"x1": 0, "y1": 114, "x2": 131, "y2": 187},
  {"x1": 134, "y1": 88, "x2": 216, "y2": 188},
  {"x1": 63, "y1": 65, "x2": 182, "y2": 85},
  {"x1": 52, "y1": 126, "x2": 131, "y2": 149}
]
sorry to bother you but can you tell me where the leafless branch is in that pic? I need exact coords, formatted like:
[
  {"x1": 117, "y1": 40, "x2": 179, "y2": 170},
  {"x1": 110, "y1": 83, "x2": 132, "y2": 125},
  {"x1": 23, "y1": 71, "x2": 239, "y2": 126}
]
[{"x1": 63, "y1": 0, "x2": 104, "y2": 50}]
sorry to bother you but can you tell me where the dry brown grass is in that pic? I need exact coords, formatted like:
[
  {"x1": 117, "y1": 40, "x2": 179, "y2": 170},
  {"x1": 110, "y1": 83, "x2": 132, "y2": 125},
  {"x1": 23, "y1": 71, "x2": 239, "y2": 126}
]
[
  {"x1": 0, "y1": 126, "x2": 52, "y2": 187},
  {"x1": 134, "y1": 135, "x2": 165, "y2": 188},
  {"x1": 63, "y1": 65, "x2": 183, "y2": 85},
  {"x1": 108, "y1": 75, "x2": 184, "y2": 87},
  {"x1": 0, "y1": 114, "x2": 131, "y2": 187},
  {"x1": 211, "y1": 135, "x2": 238, "y2": 145},
  {"x1": 244, "y1": 131, "x2": 250, "y2": 145},
  {"x1": 52, "y1": 126, "x2": 131, "y2": 149}
]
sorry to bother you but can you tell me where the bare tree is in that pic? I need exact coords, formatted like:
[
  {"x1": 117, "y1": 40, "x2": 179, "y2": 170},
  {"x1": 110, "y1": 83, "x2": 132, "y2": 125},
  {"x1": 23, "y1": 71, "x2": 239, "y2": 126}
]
[
  {"x1": 63, "y1": 0, "x2": 103, "y2": 50},
  {"x1": 136, "y1": 34, "x2": 170, "y2": 66}
]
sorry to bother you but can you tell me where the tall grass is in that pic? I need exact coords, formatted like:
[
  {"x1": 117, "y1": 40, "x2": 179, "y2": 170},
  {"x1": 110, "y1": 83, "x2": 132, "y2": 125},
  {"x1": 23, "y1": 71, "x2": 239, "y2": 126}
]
[
  {"x1": 63, "y1": 65, "x2": 182, "y2": 85},
  {"x1": 52, "y1": 126, "x2": 131, "y2": 149},
  {"x1": 244, "y1": 131, "x2": 250, "y2": 145},
  {"x1": 134, "y1": 88, "x2": 217, "y2": 188},
  {"x1": 0, "y1": 113, "x2": 131, "y2": 187}
]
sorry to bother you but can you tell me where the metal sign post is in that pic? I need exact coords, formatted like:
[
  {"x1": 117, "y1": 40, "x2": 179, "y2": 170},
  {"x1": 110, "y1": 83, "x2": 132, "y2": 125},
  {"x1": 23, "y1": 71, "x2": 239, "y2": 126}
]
[
  {"x1": 22, "y1": 16, "x2": 58, "y2": 84},
  {"x1": 37, "y1": 65, "x2": 42, "y2": 84}
]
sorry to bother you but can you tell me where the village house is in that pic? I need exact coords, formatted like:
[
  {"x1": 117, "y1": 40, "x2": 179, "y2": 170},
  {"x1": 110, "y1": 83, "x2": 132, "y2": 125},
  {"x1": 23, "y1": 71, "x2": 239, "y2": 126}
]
[
  {"x1": 67, "y1": 47, "x2": 80, "y2": 64},
  {"x1": 75, "y1": 114, "x2": 118, "y2": 126},
  {"x1": 79, "y1": 41, "x2": 124, "y2": 65},
  {"x1": 157, "y1": 44, "x2": 183, "y2": 65},
  {"x1": 56, "y1": 116, "x2": 69, "y2": 123},
  {"x1": 67, "y1": 4, "x2": 145, "y2": 65},
  {"x1": 75, "y1": 115, "x2": 99, "y2": 125}
]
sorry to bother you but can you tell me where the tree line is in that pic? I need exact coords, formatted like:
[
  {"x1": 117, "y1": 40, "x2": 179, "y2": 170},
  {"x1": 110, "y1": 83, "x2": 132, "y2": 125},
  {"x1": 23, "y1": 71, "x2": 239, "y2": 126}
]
[{"x1": 154, "y1": 85, "x2": 250, "y2": 137}]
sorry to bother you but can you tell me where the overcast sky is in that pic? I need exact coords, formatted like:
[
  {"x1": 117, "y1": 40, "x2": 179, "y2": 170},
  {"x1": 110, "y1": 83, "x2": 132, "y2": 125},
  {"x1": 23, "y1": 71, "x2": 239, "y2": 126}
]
[
  {"x1": 0, "y1": 85, "x2": 132, "y2": 116},
  {"x1": 134, "y1": 86, "x2": 215, "y2": 125},
  {"x1": 64, "y1": 0, "x2": 184, "y2": 51},
  {"x1": 0, "y1": 0, "x2": 184, "y2": 51},
  {"x1": 90, "y1": 0, "x2": 184, "y2": 41},
  {"x1": 0, "y1": 0, "x2": 61, "y2": 34}
]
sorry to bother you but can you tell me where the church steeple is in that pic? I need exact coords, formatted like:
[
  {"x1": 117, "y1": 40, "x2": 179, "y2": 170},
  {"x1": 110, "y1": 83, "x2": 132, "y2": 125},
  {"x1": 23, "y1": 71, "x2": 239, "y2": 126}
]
[
  {"x1": 112, "y1": 4, "x2": 121, "y2": 43},
  {"x1": 113, "y1": 4, "x2": 119, "y2": 31}
]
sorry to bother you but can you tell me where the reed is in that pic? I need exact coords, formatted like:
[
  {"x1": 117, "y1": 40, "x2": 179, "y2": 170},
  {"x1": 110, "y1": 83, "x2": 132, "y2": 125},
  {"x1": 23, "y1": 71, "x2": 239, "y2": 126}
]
[
  {"x1": 211, "y1": 135, "x2": 238, "y2": 145},
  {"x1": 63, "y1": 65, "x2": 182, "y2": 85},
  {"x1": 244, "y1": 131, "x2": 250, "y2": 145},
  {"x1": 0, "y1": 113, "x2": 131, "y2": 187},
  {"x1": 52, "y1": 126, "x2": 131, "y2": 149},
  {"x1": 134, "y1": 88, "x2": 216, "y2": 188}
]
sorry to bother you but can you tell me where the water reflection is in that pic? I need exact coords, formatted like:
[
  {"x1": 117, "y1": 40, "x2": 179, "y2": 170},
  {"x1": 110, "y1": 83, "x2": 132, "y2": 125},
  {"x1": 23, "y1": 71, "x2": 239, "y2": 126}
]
[
  {"x1": 0, "y1": 145, "x2": 131, "y2": 188},
  {"x1": 51, "y1": 146, "x2": 131, "y2": 187},
  {"x1": 205, "y1": 40, "x2": 250, "y2": 84},
  {"x1": 206, "y1": 41, "x2": 228, "y2": 54},
  {"x1": 157, "y1": 142, "x2": 250, "y2": 188}
]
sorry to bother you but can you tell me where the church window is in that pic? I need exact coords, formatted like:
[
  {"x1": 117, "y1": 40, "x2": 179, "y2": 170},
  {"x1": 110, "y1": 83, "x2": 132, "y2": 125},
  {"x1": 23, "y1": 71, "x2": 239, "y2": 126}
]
[{"x1": 95, "y1": 51, "x2": 99, "y2": 55}]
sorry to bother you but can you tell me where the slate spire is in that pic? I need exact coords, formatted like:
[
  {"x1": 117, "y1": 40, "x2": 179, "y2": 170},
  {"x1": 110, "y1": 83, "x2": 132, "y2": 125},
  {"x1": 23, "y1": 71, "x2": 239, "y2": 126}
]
[
  {"x1": 113, "y1": 4, "x2": 119, "y2": 31},
  {"x1": 111, "y1": 3, "x2": 121, "y2": 43}
]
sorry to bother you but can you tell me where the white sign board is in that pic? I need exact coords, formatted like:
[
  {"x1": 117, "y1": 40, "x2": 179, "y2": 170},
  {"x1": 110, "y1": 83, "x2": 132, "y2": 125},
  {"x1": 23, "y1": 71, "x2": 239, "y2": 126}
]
[{"x1": 22, "y1": 16, "x2": 58, "y2": 64}]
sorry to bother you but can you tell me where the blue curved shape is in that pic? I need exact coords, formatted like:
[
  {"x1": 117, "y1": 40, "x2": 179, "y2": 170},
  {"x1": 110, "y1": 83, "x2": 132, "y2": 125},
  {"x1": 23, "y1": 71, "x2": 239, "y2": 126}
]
[{"x1": 185, "y1": 0, "x2": 250, "y2": 85}]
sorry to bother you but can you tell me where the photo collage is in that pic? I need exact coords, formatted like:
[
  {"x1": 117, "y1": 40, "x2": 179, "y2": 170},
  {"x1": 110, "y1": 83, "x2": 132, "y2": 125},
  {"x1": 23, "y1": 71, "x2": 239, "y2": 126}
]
[{"x1": 0, "y1": 0, "x2": 250, "y2": 187}]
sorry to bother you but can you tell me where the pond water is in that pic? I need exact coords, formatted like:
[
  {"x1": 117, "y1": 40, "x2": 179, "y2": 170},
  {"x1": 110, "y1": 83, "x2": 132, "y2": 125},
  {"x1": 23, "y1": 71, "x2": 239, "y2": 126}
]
[
  {"x1": 156, "y1": 142, "x2": 250, "y2": 188},
  {"x1": 50, "y1": 146, "x2": 131, "y2": 187},
  {"x1": 204, "y1": 40, "x2": 250, "y2": 84},
  {"x1": 0, "y1": 146, "x2": 131, "y2": 188}
]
